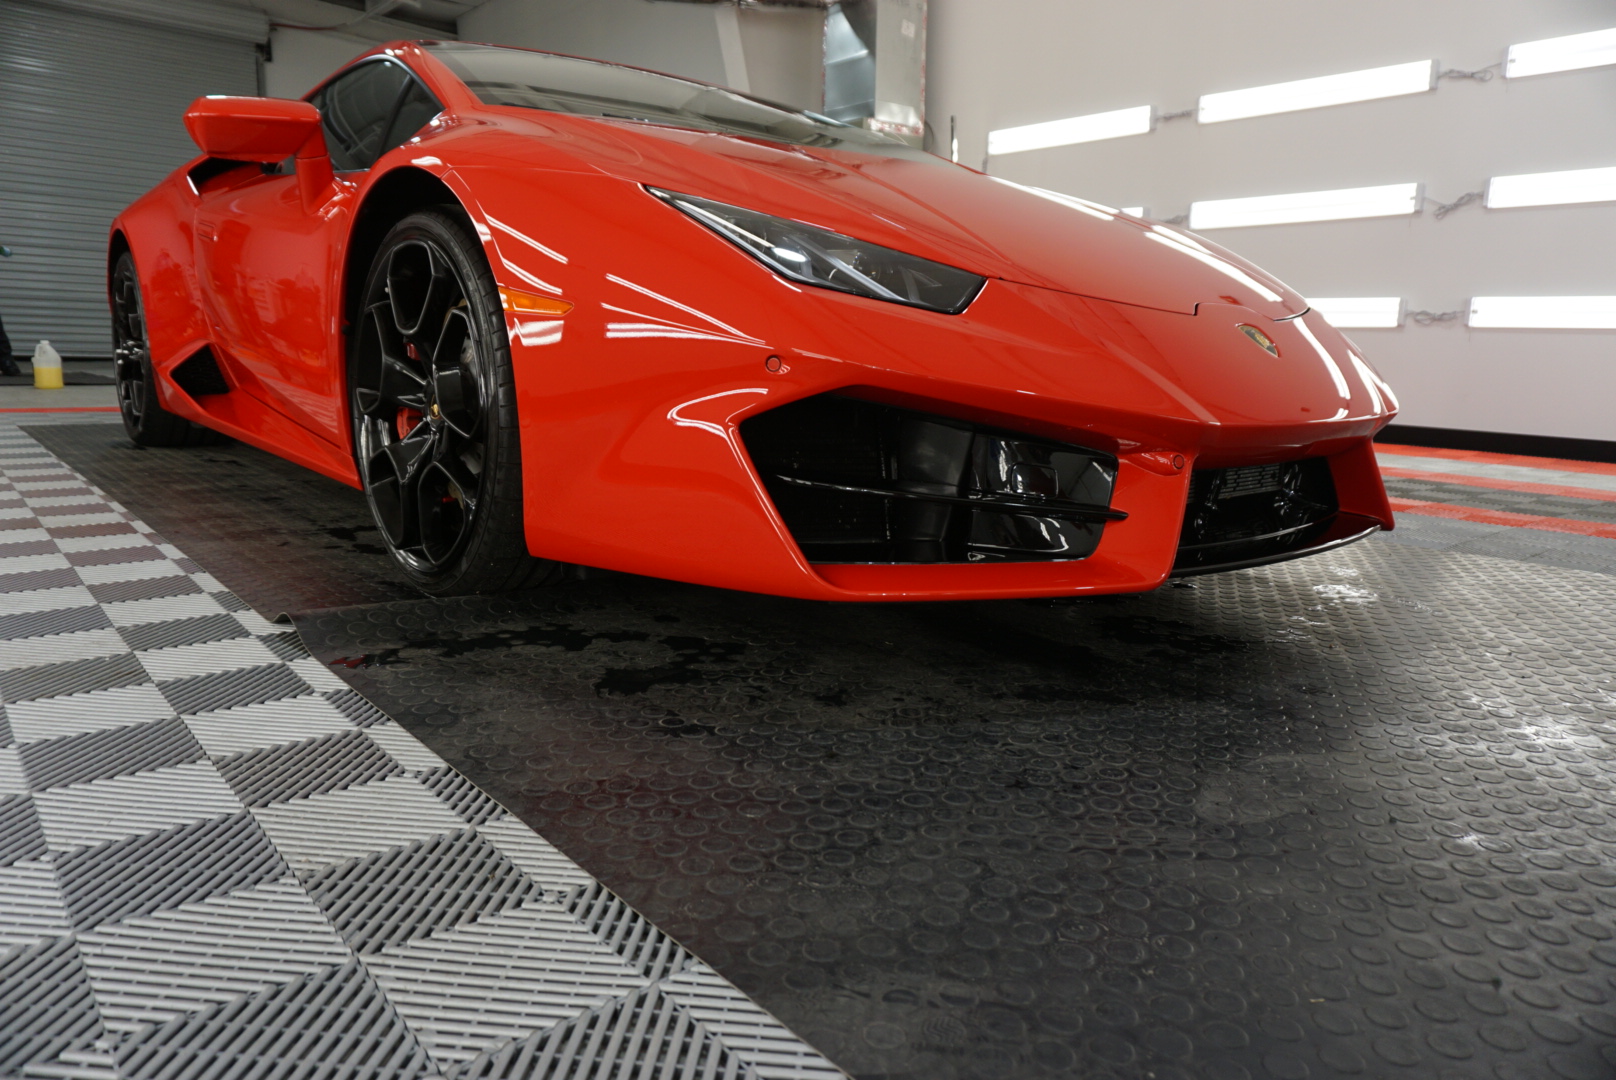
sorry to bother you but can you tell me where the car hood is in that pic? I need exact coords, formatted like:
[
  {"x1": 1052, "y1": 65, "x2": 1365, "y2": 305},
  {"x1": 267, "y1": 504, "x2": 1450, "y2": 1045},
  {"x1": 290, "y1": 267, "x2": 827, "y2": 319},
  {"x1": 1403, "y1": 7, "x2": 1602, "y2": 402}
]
[{"x1": 483, "y1": 109, "x2": 1306, "y2": 319}]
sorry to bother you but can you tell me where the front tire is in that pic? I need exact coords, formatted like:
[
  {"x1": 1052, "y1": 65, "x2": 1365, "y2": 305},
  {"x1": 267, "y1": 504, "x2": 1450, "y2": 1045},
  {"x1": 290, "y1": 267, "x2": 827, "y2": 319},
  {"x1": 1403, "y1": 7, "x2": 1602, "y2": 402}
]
[
  {"x1": 349, "y1": 209, "x2": 560, "y2": 596},
  {"x1": 111, "y1": 252, "x2": 217, "y2": 447}
]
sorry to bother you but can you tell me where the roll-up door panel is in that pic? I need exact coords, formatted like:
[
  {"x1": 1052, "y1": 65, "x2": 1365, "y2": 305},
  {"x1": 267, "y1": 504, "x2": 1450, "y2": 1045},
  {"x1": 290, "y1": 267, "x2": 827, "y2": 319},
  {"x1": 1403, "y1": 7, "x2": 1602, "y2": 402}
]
[{"x1": 0, "y1": 1, "x2": 256, "y2": 356}]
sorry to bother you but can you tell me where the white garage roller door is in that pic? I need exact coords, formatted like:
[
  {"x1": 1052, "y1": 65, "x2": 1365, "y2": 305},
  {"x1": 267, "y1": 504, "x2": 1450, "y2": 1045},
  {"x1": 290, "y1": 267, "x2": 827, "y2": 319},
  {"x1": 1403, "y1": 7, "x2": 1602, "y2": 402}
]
[{"x1": 0, "y1": 0, "x2": 265, "y2": 357}]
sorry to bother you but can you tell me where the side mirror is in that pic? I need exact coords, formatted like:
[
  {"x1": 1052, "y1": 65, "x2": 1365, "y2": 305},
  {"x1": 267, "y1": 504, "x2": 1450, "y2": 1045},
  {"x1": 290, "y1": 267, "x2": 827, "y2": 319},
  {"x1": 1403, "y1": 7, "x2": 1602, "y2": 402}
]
[{"x1": 184, "y1": 96, "x2": 321, "y2": 162}]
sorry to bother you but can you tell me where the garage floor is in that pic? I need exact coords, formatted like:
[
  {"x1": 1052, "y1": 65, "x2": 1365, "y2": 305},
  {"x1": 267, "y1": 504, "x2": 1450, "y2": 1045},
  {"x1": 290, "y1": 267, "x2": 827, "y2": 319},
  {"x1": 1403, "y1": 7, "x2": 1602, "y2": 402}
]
[{"x1": 8, "y1": 416, "x2": 1616, "y2": 1080}]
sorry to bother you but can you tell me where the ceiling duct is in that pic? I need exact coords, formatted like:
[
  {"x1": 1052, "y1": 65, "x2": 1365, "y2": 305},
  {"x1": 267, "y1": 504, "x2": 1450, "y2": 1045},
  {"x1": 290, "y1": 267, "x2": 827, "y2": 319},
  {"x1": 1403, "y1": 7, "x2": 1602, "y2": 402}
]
[{"x1": 823, "y1": 0, "x2": 924, "y2": 142}]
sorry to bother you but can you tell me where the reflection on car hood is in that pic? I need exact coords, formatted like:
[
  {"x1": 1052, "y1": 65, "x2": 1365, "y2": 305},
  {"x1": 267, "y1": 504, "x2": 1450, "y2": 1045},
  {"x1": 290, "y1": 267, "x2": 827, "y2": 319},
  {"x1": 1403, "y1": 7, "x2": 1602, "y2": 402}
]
[{"x1": 500, "y1": 110, "x2": 1306, "y2": 319}]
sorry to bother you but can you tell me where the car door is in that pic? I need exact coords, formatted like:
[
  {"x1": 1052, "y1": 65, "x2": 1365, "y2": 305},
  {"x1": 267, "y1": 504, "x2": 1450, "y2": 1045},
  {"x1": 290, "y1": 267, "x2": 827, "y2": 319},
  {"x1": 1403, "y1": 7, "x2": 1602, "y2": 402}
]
[{"x1": 193, "y1": 59, "x2": 441, "y2": 445}]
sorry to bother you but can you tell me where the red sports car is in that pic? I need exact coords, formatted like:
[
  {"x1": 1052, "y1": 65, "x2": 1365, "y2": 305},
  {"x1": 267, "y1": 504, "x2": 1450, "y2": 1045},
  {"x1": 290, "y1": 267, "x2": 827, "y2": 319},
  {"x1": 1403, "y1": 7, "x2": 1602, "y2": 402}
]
[{"x1": 110, "y1": 41, "x2": 1397, "y2": 601}]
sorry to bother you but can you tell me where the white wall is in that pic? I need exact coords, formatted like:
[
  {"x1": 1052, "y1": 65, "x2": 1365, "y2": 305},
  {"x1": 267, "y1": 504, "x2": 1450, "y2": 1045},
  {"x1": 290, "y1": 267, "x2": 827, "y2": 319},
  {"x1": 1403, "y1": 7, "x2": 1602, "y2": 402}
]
[
  {"x1": 460, "y1": 0, "x2": 732, "y2": 85},
  {"x1": 928, "y1": 0, "x2": 1616, "y2": 442},
  {"x1": 458, "y1": 0, "x2": 822, "y2": 109}
]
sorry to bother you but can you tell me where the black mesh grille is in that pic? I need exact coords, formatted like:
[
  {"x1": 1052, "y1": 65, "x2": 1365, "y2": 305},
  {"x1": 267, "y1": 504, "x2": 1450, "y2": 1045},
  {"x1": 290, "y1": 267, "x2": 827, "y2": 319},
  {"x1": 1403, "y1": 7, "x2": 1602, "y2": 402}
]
[
  {"x1": 1174, "y1": 458, "x2": 1338, "y2": 572},
  {"x1": 742, "y1": 394, "x2": 1121, "y2": 564}
]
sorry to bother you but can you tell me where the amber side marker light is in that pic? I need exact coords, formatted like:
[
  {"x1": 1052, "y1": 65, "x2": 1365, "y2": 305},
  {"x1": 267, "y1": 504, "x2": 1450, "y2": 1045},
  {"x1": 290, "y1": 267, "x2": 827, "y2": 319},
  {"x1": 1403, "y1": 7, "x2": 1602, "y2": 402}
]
[{"x1": 498, "y1": 287, "x2": 574, "y2": 316}]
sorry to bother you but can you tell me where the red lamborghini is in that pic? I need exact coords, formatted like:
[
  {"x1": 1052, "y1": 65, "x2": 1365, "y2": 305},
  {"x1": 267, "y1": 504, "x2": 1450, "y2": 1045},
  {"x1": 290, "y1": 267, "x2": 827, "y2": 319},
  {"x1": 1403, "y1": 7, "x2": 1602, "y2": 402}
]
[{"x1": 109, "y1": 41, "x2": 1397, "y2": 601}]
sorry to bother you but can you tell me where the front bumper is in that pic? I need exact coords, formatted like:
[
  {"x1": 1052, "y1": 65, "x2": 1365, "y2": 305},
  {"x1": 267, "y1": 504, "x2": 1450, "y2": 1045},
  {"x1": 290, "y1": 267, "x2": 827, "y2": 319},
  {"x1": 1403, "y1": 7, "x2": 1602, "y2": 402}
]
[{"x1": 511, "y1": 269, "x2": 1394, "y2": 601}]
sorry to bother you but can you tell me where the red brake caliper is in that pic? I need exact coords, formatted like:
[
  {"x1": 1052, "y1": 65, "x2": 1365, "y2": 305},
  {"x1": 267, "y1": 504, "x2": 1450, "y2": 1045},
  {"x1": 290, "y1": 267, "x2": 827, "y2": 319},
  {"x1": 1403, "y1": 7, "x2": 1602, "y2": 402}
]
[{"x1": 396, "y1": 407, "x2": 424, "y2": 439}]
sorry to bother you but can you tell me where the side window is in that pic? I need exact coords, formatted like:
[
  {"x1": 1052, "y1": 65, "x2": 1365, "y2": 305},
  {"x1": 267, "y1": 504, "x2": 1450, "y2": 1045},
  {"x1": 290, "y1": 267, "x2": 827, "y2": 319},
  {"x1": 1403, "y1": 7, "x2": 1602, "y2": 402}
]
[
  {"x1": 381, "y1": 80, "x2": 443, "y2": 156},
  {"x1": 313, "y1": 61, "x2": 411, "y2": 172}
]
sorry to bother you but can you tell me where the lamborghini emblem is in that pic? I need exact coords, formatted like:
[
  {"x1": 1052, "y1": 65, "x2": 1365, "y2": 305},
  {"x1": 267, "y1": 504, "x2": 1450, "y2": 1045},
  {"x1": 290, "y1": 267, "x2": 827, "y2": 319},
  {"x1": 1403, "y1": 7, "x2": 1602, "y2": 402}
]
[{"x1": 1238, "y1": 324, "x2": 1279, "y2": 357}]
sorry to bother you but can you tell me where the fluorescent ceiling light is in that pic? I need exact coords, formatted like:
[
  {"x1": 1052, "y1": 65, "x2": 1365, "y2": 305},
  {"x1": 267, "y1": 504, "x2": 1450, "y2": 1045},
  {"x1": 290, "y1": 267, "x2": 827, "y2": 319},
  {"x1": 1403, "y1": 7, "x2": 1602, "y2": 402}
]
[
  {"x1": 1506, "y1": 26, "x2": 1616, "y2": 78},
  {"x1": 1469, "y1": 296, "x2": 1616, "y2": 329},
  {"x1": 987, "y1": 105, "x2": 1152, "y2": 155},
  {"x1": 1199, "y1": 60, "x2": 1434, "y2": 124},
  {"x1": 1486, "y1": 165, "x2": 1616, "y2": 208},
  {"x1": 1189, "y1": 183, "x2": 1419, "y2": 229},
  {"x1": 1120, "y1": 206, "x2": 1146, "y2": 217},
  {"x1": 1309, "y1": 297, "x2": 1403, "y2": 328}
]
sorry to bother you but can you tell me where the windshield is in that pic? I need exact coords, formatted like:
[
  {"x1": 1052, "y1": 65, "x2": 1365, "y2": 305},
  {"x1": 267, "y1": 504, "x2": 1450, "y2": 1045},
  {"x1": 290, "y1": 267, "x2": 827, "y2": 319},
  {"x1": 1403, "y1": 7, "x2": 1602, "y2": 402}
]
[{"x1": 425, "y1": 42, "x2": 932, "y2": 159}]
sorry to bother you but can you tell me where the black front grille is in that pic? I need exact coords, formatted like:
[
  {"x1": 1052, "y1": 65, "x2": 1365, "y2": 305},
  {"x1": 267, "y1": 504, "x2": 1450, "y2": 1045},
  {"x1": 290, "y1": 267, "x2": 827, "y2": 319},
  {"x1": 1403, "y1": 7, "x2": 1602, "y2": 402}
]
[
  {"x1": 1174, "y1": 458, "x2": 1338, "y2": 572},
  {"x1": 742, "y1": 394, "x2": 1122, "y2": 564}
]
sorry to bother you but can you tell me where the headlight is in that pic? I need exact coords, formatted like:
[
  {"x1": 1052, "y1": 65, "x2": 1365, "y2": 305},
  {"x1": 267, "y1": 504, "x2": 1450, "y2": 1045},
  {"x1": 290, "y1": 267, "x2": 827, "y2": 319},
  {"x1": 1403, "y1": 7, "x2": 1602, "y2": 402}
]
[{"x1": 649, "y1": 187, "x2": 985, "y2": 314}]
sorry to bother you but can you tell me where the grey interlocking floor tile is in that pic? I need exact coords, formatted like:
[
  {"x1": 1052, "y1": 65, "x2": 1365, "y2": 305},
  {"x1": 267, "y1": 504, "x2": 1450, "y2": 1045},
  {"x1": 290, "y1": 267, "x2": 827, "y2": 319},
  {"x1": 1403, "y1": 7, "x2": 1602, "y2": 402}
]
[
  {"x1": 64, "y1": 544, "x2": 165, "y2": 568},
  {"x1": 159, "y1": 663, "x2": 311, "y2": 716},
  {"x1": 78, "y1": 559, "x2": 186, "y2": 587},
  {"x1": 475, "y1": 818, "x2": 598, "y2": 901},
  {"x1": 104, "y1": 596, "x2": 229, "y2": 633},
  {"x1": 119, "y1": 612, "x2": 248, "y2": 653},
  {"x1": 183, "y1": 695, "x2": 357, "y2": 758},
  {"x1": 209, "y1": 590, "x2": 250, "y2": 613},
  {"x1": 56, "y1": 531, "x2": 153, "y2": 554},
  {"x1": 459, "y1": 983, "x2": 734, "y2": 1080},
  {"x1": 421, "y1": 765, "x2": 505, "y2": 827},
  {"x1": 250, "y1": 775, "x2": 469, "y2": 872},
  {"x1": 0, "y1": 566, "x2": 80, "y2": 593},
  {"x1": 115, "y1": 959, "x2": 434, "y2": 1080},
  {"x1": 0, "y1": 584, "x2": 97, "y2": 618},
  {"x1": 0, "y1": 604, "x2": 110, "y2": 641},
  {"x1": 0, "y1": 857, "x2": 74, "y2": 949},
  {"x1": 0, "y1": 628, "x2": 127, "y2": 674},
  {"x1": 568, "y1": 883, "x2": 692, "y2": 984},
  {"x1": 326, "y1": 686, "x2": 390, "y2": 728},
  {"x1": 7, "y1": 684, "x2": 174, "y2": 744},
  {"x1": 0, "y1": 423, "x2": 844, "y2": 1080},
  {"x1": 27, "y1": 498, "x2": 104, "y2": 514},
  {"x1": 47, "y1": 521, "x2": 139, "y2": 540},
  {"x1": 258, "y1": 629, "x2": 310, "y2": 662},
  {"x1": 86, "y1": 575, "x2": 201, "y2": 605},
  {"x1": 138, "y1": 637, "x2": 282, "y2": 681},
  {"x1": 0, "y1": 539, "x2": 61, "y2": 559},
  {"x1": 20, "y1": 716, "x2": 201, "y2": 792},
  {"x1": 76, "y1": 879, "x2": 352, "y2": 1035},
  {"x1": 34, "y1": 760, "x2": 243, "y2": 854},
  {"x1": 660, "y1": 962, "x2": 848, "y2": 1079},
  {"x1": 0, "y1": 792, "x2": 46, "y2": 866},
  {"x1": 306, "y1": 829, "x2": 542, "y2": 953},
  {"x1": 218, "y1": 729, "x2": 402, "y2": 808},
  {"x1": 0, "y1": 652, "x2": 146, "y2": 704},
  {"x1": 54, "y1": 810, "x2": 286, "y2": 931},
  {"x1": 361, "y1": 720, "x2": 447, "y2": 775},
  {"x1": 0, "y1": 936, "x2": 104, "y2": 1076},
  {"x1": 361, "y1": 901, "x2": 652, "y2": 1070}
]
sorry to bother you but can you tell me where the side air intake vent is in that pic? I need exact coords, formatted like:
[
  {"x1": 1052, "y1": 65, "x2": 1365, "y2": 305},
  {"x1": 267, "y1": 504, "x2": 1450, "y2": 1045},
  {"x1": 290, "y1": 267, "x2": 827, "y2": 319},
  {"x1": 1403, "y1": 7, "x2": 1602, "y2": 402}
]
[
  {"x1": 1173, "y1": 458, "x2": 1337, "y2": 573},
  {"x1": 170, "y1": 345, "x2": 230, "y2": 398},
  {"x1": 740, "y1": 394, "x2": 1122, "y2": 564}
]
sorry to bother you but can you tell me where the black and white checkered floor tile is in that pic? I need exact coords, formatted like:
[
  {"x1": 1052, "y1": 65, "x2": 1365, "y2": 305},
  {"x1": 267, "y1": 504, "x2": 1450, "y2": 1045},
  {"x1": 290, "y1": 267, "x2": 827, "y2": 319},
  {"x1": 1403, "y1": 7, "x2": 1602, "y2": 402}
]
[{"x1": 0, "y1": 422, "x2": 844, "y2": 1080}]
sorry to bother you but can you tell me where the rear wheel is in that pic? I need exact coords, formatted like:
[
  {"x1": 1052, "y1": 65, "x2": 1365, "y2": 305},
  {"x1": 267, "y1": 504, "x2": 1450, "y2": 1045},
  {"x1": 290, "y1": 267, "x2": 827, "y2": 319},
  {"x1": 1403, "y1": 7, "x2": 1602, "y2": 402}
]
[
  {"x1": 111, "y1": 252, "x2": 217, "y2": 447},
  {"x1": 349, "y1": 209, "x2": 560, "y2": 595}
]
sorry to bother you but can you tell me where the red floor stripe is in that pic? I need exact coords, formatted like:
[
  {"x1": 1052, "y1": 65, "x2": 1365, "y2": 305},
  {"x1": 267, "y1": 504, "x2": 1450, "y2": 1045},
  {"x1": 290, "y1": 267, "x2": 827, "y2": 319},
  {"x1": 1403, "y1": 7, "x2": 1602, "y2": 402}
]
[
  {"x1": 1390, "y1": 498, "x2": 1616, "y2": 539},
  {"x1": 1379, "y1": 466, "x2": 1616, "y2": 504},
  {"x1": 0, "y1": 407, "x2": 119, "y2": 413},
  {"x1": 1377, "y1": 442, "x2": 1616, "y2": 477}
]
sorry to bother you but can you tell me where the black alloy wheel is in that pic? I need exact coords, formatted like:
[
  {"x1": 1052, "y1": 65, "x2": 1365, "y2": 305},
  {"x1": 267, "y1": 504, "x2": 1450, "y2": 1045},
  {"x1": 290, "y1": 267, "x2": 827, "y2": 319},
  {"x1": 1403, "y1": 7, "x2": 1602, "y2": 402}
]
[
  {"x1": 350, "y1": 209, "x2": 559, "y2": 595},
  {"x1": 111, "y1": 252, "x2": 217, "y2": 447}
]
